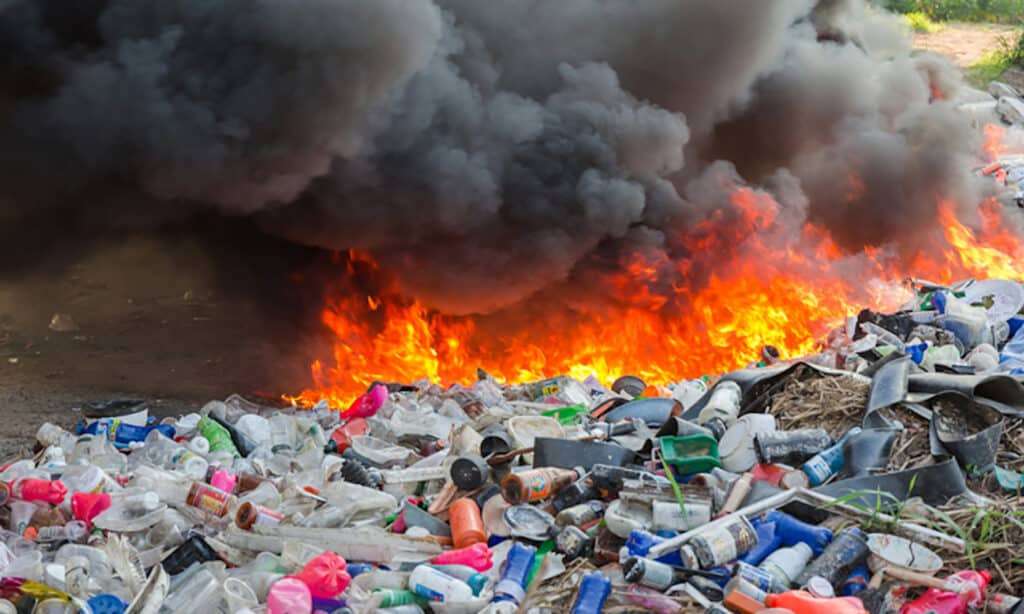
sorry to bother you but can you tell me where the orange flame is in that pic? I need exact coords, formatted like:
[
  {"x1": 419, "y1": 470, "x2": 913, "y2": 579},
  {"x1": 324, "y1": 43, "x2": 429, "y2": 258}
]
[{"x1": 291, "y1": 136, "x2": 1024, "y2": 408}]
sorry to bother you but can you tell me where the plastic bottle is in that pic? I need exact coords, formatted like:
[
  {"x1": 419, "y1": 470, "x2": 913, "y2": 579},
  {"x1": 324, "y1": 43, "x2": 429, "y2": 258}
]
[
  {"x1": 689, "y1": 515, "x2": 758, "y2": 568},
  {"x1": 500, "y1": 467, "x2": 578, "y2": 505},
  {"x1": 184, "y1": 481, "x2": 236, "y2": 517},
  {"x1": 766, "y1": 591, "x2": 868, "y2": 614},
  {"x1": 161, "y1": 535, "x2": 221, "y2": 574},
  {"x1": 449, "y1": 498, "x2": 487, "y2": 549},
  {"x1": 763, "y1": 511, "x2": 833, "y2": 556},
  {"x1": 733, "y1": 561, "x2": 788, "y2": 594},
  {"x1": 409, "y1": 565, "x2": 474, "y2": 603},
  {"x1": 671, "y1": 379, "x2": 708, "y2": 410},
  {"x1": 698, "y1": 381, "x2": 742, "y2": 427},
  {"x1": 293, "y1": 551, "x2": 351, "y2": 598},
  {"x1": 801, "y1": 427, "x2": 862, "y2": 486},
  {"x1": 755, "y1": 429, "x2": 833, "y2": 466},
  {"x1": 556, "y1": 501, "x2": 605, "y2": 527},
  {"x1": 622, "y1": 529, "x2": 685, "y2": 567},
  {"x1": 343, "y1": 384, "x2": 389, "y2": 419},
  {"x1": 197, "y1": 416, "x2": 241, "y2": 458},
  {"x1": 10, "y1": 478, "x2": 68, "y2": 505},
  {"x1": 267, "y1": 577, "x2": 312, "y2": 614},
  {"x1": 900, "y1": 570, "x2": 991, "y2": 614},
  {"x1": 430, "y1": 565, "x2": 489, "y2": 596},
  {"x1": 759, "y1": 542, "x2": 813, "y2": 588},
  {"x1": 35, "y1": 520, "x2": 88, "y2": 543},
  {"x1": 492, "y1": 542, "x2": 536, "y2": 606},
  {"x1": 235, "y1": 501, "x2": 285, "y2": 530},
  {"x1": 139, "y1": 430, "x2": 208, "y2": 479},
  {"x1": 570, "y1": 572, "x2": 612, "y2": 614},
  {"x1": 795, "y1": 527, "x2": 868, "y2": 588},
  {"x1": 431, "y1": 543, "x2": 493, "y2": 572},
  {"x1": 623, "y1": 556, "x2": 691, "y2": 590},
  {"x1": 36, "y1": 423, "x2": 77, "y2": 454},
  {"x1": 740, "y1": 521, "x2": 782, "y2": 565}
]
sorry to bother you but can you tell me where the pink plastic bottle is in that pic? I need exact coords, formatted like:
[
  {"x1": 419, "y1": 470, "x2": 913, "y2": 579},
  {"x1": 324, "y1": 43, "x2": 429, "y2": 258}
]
[
  {"x1": 342, "y1": 384, "x2": 388, "y2": 419},
  {"x1": 10, "y1": 478, "x2": 68, "y2": 505},
  {"x1": 267, "y1": 577, "x2": 312, "y2": 614},
  {"x1": 293, "y1": 551, "x2": 351, "y2": 598},
  {"x1": 430, "y1": 543, "x2": 493, "y2": 572}
]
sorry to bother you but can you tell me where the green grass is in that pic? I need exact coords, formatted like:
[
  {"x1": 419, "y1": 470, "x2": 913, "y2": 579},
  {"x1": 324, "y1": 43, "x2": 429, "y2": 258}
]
[
  {"x1": 966, "y1": 30, "x2": 1024, "y2": 87},
  {"x1": 905, "y1": 11, "x2": 943, "y2": 33},
  {"x1": 884, "y1": 0, "x2": 1024, "y2": 24},
  {"x1": 968, "y1": 50, "x2": 1015, "y2": 86}
]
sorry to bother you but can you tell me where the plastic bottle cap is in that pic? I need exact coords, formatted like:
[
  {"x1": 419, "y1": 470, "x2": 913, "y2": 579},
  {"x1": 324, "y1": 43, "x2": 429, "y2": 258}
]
[
  {"x1": 806, "y1": 575, "x2": 835, "y2": 598},
  {"x1": 467, "y1": 573, "x2": 488, "y2": 596},
  {"x1": 86, "y1": 594, "x2": 128, "y2": 614},
  {"x1": 141, "y1": 491, "x2": 160, "y2": 511}
]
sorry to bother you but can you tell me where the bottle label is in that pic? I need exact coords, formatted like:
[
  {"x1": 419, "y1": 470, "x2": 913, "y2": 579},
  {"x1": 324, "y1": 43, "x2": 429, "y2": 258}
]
[
  {"x1": 188, "y1": 484, "x2": 230, "y2": 516},
  {"x1": 252, "y1": 506, "x2": 285, "y2": 527},
  {"x1": 638, "y1": 559, "x2": 676, "y2": 590},
  {"x1": 413, "y1": 583, "x2": 445, "y2": 602},
  {"x1": 802, "y1": 456, "x2": 832, "y2": 485}
]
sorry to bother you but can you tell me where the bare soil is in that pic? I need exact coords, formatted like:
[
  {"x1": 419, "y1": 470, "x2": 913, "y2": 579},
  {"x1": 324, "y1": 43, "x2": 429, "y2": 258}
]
[
  {"x1": 0, "y1": 223, "x2": 324, "y2": 457},
  {"x1": 913, "y1": 22, "x2": 1018, "y2": 69}
]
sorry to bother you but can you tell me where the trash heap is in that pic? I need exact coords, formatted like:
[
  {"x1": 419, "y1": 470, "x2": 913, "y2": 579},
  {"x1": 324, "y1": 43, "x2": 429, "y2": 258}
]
[
  {"x1": 3, "y1": 278, "x2": 1024, "y2": 614},
  {"x1": 964, "y1": 80, "x2": 1024, "y2": 208}
]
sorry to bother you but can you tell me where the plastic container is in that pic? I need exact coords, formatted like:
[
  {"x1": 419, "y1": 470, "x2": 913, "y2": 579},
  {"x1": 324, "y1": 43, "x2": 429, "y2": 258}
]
[
  {"x1": 795, "y1": 527, "x2": 868, "y2": 588},
  {"x1": 719, "y1": 414, "x2": 777, "y2": 472},
  {"x1": 659, "y1": 434, "x2": 721, "y2": 474},
  {"x1": 571, "y1": 572, "x2": 612, "y2": 614},
  {"x1": 236, "y1": 502, "x2": 286, "y2": 531},
  {"x1": 697, "y1": 381, "x2": 742, "y2": 426},
  {"x1": 801, "y1": 427, "x2": 862, "y2": 486},
  {"x1": 764, "y1": 511, "x2": 833, "y2": 556},
  {"x1": 755, "y1": 429, "x2": 832, "y2": 466},
  {"x1": 198, "y1": 416, "x2": 241, "y2": 458},
  {"x1": 449, "y1": 498, "x2": 487, "y2": 549},
  {"x1": 409, "y1": 565, "x2": 474, "y2": 603},
  {"x1": 492, "y1": 542, "x2": 535, "y2": 605},
  {"x1": 541, "y1": 404, "x2": 589, "y2": 425},
  {"x1": 342, "y1": 383, "x2": 388, "y2": 419},
  {"x1": 506, "y1": 416, "x2": 565, "y2": 464},
  {"x1": 759, "y1": 542, "x2": 813, "y2": 587},
  {"x1": 765, "y1": 591, "x2": 869, "y2": 614}
]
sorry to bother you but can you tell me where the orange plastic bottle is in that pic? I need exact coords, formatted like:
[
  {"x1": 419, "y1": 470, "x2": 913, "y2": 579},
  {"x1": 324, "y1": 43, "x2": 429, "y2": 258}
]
[
  {"x1": 765, "y1": 591, "x2": 868, "y2": 614},
  {"x1": 449, "y1": 498, "x2": 486, "y2": 549}
]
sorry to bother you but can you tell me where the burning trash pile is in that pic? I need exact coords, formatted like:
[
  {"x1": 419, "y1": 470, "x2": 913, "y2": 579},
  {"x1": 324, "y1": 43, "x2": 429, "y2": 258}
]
[{"x1": 0, "y1": 279, "x2": 1023, "y2": 613}]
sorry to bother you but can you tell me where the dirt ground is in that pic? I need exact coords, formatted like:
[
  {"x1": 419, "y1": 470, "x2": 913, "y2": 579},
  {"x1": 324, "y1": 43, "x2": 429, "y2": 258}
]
[
  {"x1": 913, "y1": 22, "x2": 1018, "y2": 69},
  {"x1": 0, "y1": 222, "x2": 325, "y2": 457}
]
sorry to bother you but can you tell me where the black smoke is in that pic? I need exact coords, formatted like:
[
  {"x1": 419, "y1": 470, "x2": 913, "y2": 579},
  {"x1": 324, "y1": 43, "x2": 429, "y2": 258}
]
[{"x1": 0, "y1": 0, "x2": 985, "y2": 313}]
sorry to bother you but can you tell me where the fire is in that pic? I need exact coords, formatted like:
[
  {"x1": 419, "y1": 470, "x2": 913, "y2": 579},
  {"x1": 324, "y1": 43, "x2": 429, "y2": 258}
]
[{"x1": 291, "y1": 144, "x2": 1024, "y2": 408}]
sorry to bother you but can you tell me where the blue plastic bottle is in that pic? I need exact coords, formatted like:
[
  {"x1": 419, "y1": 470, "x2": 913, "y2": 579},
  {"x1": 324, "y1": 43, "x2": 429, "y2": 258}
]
[
  {"x1": 570, "y1": 572, "x2": 611, "y2": 614},
  {"x1": 82, "y1": 419, "x2": 175, "y2": 449},
  {"x1": 801, "y1": 427, "x2": 862, "y2": 486},
  {"x1": 763, "y1": 511, "x2": 832, "y2": 556},
  {"x1": 624, "y1": 529, "x2": 683, "y2": 566},
  {"x1": 739, "y1": 520, "x2": 782, "y2": 565},
  {"x1": 492, "y1": 542, "x2": 536, "y2": 606}
]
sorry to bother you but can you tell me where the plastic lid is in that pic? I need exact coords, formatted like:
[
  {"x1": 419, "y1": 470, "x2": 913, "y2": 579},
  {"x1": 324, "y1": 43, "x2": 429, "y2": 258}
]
[
  {"x1": 87, "y1": 594, "x2": 128, "y2": 614},
  {"x1": 806, "y1": 575, "x2": 835, "y2": 598},
  {"x1": 141, "y1": 491, "x2": 160, "y2": 511}
]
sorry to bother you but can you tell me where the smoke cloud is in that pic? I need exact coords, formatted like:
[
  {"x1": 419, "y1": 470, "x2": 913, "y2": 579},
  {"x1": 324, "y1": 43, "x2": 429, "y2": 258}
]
[{"x1": 0, "y1": 0, "x2": 986, "y2": 313}]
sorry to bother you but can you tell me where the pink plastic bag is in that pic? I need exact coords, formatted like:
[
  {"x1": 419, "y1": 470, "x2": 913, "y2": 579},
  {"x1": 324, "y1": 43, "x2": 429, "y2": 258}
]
[{"x1": 342, "y1": 384, "x2": 388, "y2": 419}]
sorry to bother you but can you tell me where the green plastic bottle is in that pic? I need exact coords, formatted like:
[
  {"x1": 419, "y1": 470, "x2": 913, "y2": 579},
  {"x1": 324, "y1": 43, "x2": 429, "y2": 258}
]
[{"x1": 198, "y1": 417, "x2": 240, "y2": 458}]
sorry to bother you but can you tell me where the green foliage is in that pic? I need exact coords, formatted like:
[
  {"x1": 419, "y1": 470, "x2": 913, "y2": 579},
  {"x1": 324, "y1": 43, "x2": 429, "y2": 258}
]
[
  {"x1": 965, "y1": 29, "x2": 1024, "y2": 86},
  {"x1": 883, "y1": 0, "x2": 1024, "y2": 23},
  {"x1": 905, "y1": 11, "x2": 943, "y2": 31}
]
